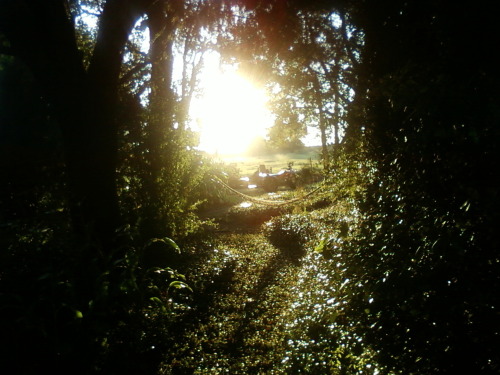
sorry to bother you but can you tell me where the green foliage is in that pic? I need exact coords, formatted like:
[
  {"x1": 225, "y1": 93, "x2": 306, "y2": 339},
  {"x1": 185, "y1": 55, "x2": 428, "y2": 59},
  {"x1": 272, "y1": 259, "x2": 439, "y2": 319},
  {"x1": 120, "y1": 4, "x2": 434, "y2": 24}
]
[
  {"x1": 3, "y1": 1, "x2": 499, "y2": 374},
  {"x1": 158, "y1": 173, "x2": 379, "y2": 373},
  {"x1": 228, "y1": 204, "x2": 285, "y2": 227},
  {"x1": 264, "y1": 214, "x2": 313, "y2": 258},
  {"x1": 336, "y1": 2, "x2": 500, "y2": 373},
  {"x1": 295, "y1": 164, "x2": 324, "y2": 187},
  {"x1": 0, "y1": 217, "x2": 191, "y2": 374},
  {"x1": 187, "y1": 156, "x2": 241, "y2": 210},
  {"x1": 153, "y1": 130, "x2": 211, "y2": 238},
  {"x1": 116, "y1": 99, "x2": 214, "y2": 241}
]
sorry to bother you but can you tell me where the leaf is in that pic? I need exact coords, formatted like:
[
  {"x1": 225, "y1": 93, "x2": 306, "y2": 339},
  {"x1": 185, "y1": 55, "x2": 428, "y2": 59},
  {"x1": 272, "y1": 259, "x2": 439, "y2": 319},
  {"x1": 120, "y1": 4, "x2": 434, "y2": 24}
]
[
  {"x1": 162, "y1": 237, "x2": 181, "y2": 254},
  {"x1": 314, "y1": 238, "x2": 327, "y2": 253},
  {"x1": 460, "y1": 200, "x2": 471, "y2": 212},
  {"x1": 328, "y1": 310, "x2": 339, "y2": 323},
  {"x1": 168, "y1": 281, "x2": 193, "y2": 293},
  {"x1": 149, "y1": 296, "x2": 163, "y2": 304}
]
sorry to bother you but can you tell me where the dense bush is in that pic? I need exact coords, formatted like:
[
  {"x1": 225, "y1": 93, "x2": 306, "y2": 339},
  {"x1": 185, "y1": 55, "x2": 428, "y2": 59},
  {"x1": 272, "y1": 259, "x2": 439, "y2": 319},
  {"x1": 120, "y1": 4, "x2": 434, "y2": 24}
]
[
  {"x1": 264, "y1": 213, "x2": 314, "y2": 258},
  {"x1": 0, "y1": 220, "x2": 190, "y2": 374},
  {"x1": 335, "y1": 2, "x2": 500, "y2": 373},
  {"x1": 117, "y1": 117, "x2": 215, "y2": 241}
]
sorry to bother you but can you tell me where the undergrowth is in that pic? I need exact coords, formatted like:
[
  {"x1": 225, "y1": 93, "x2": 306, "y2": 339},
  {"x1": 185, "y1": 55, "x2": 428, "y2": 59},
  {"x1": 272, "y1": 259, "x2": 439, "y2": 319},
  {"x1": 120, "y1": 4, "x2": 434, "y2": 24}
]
[{"x1": 158, "y1": 151, "x2": 378, "y2": 374}]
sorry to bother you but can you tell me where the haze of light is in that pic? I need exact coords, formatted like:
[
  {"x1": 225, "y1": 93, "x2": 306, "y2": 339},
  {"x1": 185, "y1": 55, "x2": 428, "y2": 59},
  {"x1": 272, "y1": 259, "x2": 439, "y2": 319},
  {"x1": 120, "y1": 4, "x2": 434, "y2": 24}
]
[{"x1": 193, "y1": 70, "x2": 273, "y2": 155}]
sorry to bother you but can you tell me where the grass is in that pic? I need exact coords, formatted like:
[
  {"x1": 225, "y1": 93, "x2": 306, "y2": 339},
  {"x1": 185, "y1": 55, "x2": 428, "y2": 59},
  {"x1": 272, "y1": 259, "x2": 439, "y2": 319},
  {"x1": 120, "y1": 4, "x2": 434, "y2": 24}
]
[{"x1": 212, "y1": 147, "x2": 323, "y2": 177}]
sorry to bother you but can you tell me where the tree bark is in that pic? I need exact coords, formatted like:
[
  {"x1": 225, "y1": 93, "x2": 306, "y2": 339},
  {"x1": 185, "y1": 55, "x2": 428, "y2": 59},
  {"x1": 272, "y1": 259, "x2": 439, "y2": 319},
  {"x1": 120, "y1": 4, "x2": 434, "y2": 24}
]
[
  {"x1": 137, "y1": 1, "x2": 177, "y2": 239},
  {"x1": 0, "y1": 0, "x2": 152, "y2": 247},
  {"x1": 147, "y1": 0, "x2": 176, "y2": 177},
  {"x1": 311, "y1": 76, "x2": 330, "y2": 169}
]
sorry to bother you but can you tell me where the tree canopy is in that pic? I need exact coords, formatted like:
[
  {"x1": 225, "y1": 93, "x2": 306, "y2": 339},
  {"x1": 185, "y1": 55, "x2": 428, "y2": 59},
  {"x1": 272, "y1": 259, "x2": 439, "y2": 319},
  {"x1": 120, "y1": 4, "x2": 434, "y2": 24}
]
[{"x1": 1, "y1": 0, "x2": 499, "y2": 374}]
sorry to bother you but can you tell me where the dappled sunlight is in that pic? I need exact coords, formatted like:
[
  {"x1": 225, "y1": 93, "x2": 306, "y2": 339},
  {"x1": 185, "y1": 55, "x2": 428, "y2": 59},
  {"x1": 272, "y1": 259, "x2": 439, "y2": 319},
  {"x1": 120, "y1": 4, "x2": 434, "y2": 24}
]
[{"x1": 3, "y1": 0, "x2": 494, "y2": 374}]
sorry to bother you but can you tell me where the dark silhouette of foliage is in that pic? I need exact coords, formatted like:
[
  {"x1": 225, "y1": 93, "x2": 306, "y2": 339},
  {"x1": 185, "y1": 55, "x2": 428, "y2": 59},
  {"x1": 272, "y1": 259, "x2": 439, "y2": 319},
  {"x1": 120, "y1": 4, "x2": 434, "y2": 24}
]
[
  {"x1": 0, "y1": 1, "x2": 202, "y2": 373},
  {"x1": 1, "y1": 0, "x2": 499, "y2": 374},
  {"x1": 335, "y1": 1, "x2": 500, "y2": 373}
]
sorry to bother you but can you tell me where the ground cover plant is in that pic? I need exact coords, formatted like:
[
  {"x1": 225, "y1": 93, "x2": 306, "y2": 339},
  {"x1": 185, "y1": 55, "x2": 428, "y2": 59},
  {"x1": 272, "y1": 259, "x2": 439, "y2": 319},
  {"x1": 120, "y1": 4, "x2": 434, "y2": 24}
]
[
  {"x1": 152, "y1": 147, "x2": 379, "y2": 374},
  {"x1": 1, "y1": 1, "x2": 499, "y2": 374}
]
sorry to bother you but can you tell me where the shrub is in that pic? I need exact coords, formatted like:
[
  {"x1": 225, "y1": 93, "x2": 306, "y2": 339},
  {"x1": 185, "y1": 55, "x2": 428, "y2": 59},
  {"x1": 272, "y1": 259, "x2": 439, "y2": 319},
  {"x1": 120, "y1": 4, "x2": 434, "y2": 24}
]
[{"x1": 263, "y1": 214, "x2": 314, "y2": 259}]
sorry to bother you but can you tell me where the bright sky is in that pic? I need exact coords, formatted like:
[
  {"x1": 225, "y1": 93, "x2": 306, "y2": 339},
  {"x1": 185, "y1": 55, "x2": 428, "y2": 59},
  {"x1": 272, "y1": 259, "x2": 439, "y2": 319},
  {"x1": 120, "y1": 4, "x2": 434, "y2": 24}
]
[
  {"x1": 190, "y1": 58, "x2": 274, "y2": 155},
  {"x1": 79, "y1": 11, "x2": 322, "y2": 155},
  {"x1": 189, "y1": 53, "x2": 323, "y2": 154}
]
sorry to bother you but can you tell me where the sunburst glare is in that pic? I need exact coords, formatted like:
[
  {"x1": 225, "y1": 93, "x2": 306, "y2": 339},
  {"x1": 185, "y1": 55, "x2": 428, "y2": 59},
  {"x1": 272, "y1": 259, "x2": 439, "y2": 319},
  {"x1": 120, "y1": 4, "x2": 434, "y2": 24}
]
[{"x1": 193, "y1": 69, "x2": 273, "y2": 155}]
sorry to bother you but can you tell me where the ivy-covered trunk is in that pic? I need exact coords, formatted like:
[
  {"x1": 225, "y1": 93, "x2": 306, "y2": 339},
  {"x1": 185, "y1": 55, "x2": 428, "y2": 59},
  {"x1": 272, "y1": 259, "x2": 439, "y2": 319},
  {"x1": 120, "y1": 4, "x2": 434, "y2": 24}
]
[{"x1": 140, "y1": 1, "x2": 178, "y2": 239}]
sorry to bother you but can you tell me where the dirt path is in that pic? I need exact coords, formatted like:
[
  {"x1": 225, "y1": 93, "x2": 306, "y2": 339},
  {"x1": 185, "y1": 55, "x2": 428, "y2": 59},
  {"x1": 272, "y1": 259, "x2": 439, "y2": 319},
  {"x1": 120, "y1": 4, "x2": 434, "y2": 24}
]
[
  {"x1": 161, "y1": 198, "x2": 311, "y2": 373},
  {"x1": 161, "y1": 187, "x2": 351, "y2": 374},
  {"x1": 164, "y1": 230, "x2": 306, "y2": 374}
]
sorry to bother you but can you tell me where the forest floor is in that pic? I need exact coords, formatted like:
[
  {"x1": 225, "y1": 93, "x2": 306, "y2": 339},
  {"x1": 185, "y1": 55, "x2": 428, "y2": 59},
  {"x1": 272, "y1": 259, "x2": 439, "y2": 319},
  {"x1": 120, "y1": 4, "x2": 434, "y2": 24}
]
[{"x1": 160, "y1": 184, "x2": 351, "y2": 374}]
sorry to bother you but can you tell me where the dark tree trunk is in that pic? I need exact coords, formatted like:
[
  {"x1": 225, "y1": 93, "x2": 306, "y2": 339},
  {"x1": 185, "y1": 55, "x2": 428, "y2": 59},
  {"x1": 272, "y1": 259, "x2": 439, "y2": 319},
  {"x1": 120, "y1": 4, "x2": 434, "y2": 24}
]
[
  {"x1": 311, "y1": 77, "x2": 329, "y2": 169},
  {"x1": 0, "y1": 0, "x2": 151, "y2": 247},
  {"x1": 319, "y1": 117, "x2": 329, "y2": 169},
  {"x1": 147, "y1": 0, "x2": 176, "y2": 180},
  {"x1": 141, "y1": 1, "x2": 178, "y2": 239}
]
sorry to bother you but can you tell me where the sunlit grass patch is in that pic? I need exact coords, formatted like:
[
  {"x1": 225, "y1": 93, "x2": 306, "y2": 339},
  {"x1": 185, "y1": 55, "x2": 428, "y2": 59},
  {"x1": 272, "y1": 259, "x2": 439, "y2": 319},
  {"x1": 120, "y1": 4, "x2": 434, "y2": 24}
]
[{"x1": 218, "y1": 148, "x2": 322, "y2": 177}]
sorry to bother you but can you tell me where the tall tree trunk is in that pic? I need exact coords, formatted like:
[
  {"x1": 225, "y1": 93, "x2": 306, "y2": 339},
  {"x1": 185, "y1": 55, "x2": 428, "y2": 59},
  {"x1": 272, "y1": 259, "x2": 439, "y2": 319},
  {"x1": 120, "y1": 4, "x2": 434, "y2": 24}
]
[
  {"x1": 147, "y1": 0, "x2": 176, "y2": 176},
  {"x1": 143, "y1": 0, "x2": 177, "y2": 238},
  {"x1": 312, "y1": 77, "x2": 329, "y2": 169},
  {"x1": 332, "y1": 81, "x2": 341, "y2": 146},
  {"x1": 319, "y1": 113, "x2": 329, "y2": 169},
  {"x1": 0, "y1": 0, "x2": 151, "y2": 247}
]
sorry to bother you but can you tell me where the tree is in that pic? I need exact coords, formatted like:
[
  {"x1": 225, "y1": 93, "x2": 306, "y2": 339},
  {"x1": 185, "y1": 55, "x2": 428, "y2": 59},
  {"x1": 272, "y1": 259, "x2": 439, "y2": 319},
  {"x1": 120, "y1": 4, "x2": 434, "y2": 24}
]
[
  {"x1": 338, "y1": 1, "x2": 500, "y2": 373},
  {"x1": 218, "y1": 2, "x2": 360, "y2": 169},
  {"x1": 138, "y1": 0, "x2": 223, "y2": 239},
  {"x1": 0, "y1": 0, "x2": 155, "y2": 247},
  {"x1": 269, "y1": 10, "x2": 360, "y2": 168}
]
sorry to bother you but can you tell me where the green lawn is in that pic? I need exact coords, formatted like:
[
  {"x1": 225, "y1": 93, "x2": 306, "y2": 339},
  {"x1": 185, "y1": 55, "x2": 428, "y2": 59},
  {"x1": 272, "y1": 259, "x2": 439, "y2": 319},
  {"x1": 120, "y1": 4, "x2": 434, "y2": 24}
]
[{"x1": 215, "y1": 147, "x2": 323, "y2": 177}]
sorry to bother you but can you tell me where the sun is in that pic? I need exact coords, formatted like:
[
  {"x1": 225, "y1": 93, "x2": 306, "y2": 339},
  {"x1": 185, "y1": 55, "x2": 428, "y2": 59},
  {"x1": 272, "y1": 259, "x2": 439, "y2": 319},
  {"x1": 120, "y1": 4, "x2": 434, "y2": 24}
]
[{"x1": 193, "y1": 70, "x2": 272, "y2": 155}]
